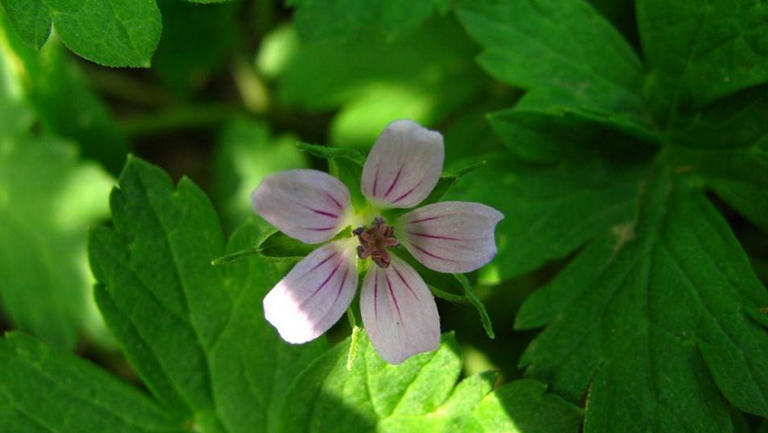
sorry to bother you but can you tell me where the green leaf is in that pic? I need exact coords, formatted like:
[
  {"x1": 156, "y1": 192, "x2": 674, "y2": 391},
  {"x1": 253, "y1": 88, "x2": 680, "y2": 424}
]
[
  {"x1": 213, "y1": 119, "x2": 309, "y2": 232},
  {"x1": 209, "y1": 222, "x2": 327, "y2": 433},
  {"x1": 488, "y1": 101, "x2": 657, "y2": 164},
  {"x1": 446, "y1": 153, "x2": 649, "y2": 279},
  {"x1": 288, "y1": 0, "x2": 448, "y2": 42},
  {"x1": 89, "y1": 157, "x2": 325, "y2": 431},
  {"x1": 295, "y1": 143, "x2": 368, "y2": 208},
  {"x1": 255, "y1": 228, "x2": 317, "y2": 261},
  {"x1": 0, "y1": 332, "x2": 186, "y2": 433},
  {"x1": 276, "y1": 17, "x2": 486, "y2": 147},
  {"x1": 515, "y1": 165, "x2": 768, "y2": 432},
  {"x1": 0, "y1": 0, "x2": 51, "y2": 50},
  {"x1": 330, "y1": 157, "x2": 367, "y2": 210},
  {"x1": 0, "y1": 135, "x2": 112, "y2": 350},
  {"x1": 473, "y1": 379, "x2": 583, "y2": 433},
  {"x1": 399, "y1": 251, "x2": 494, "y2": 339},
  {"x1": 419, "y1": 160, "x2": 487, "y2": 208},
  {"x1": 0, "y1": 0, "x2": 162, "y2": 67},
  {"x1": 670, "y1": 145, "x2": 768, "y2": 234},
  {"x1": 276, "y1": 331, "x2": 582, "y2": 433},
  {"x1": 637, "y1": 0, "x2": 768, "y2": 119},
  {"x1": 0, "y1": 22, "x2": 34, "y2": 135},
  {"x1": 666, "y1": 84, "x2": 768, "y2": 150},
  {"x1": 296, "y1": 141, "x2": 366, "y2": 165},
  {"x1": 0, "y1": 16, "x2": 130, "y2": 173},
  {"x1": 457, "y1": 0, "x2": 649, "y2": 129}
]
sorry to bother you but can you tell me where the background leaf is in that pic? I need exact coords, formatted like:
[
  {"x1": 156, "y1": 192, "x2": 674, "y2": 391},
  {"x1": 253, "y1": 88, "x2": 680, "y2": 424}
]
[
  {"x1": 515, "y1": 166, "x2": 768, "y2": 432},
  {"x1": 457, "y1": 0, "x2": 650, "y2": 133},
  {"x1": 447, "y1": 153, "x2": 649, "y2": 279},
  {"x1": 288, "y1": 0, "x2": 450, "y2": 42},
  {"x1": 0, "y1": 135, "x2": 112, "y2": 349},
  {"x1": 0, "y1": 15, "x2": 130, "y2": 173},
  {"x1": 273, "y1": 16, "x2": 486, "y2": 147},
  {"x1": 638, "y1": 0, "x2": 768, "y2": 118}
]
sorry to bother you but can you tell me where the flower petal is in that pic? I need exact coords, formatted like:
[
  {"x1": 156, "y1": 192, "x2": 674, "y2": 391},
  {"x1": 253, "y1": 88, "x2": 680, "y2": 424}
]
[
  {"x1": 263, "y1": 240, "x2": 358, "y2": 344},
  {"x1": 397, "y1": 201, "x2": 504, "y2": 273},
  {"x1": 361, "y1": 120, "x2": 444, "y2": 209},
  {"x1": 360, "y1": 255, "x2": 440, "y2": 364},
  {"x1": 252, "y1": 169, "x2": 352, "y2": 244}
]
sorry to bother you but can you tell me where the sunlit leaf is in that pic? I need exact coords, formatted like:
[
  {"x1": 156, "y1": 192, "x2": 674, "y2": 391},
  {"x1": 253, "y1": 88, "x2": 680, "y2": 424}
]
[
  {"x1": 0, "y1": 135, "x2": 112, "y2": 349},
  {"x1": 89, "y1": 157, "x2": 326, "y2": 430},
  {"x1": 0, "y1": 0, "x2": 162, "y2": 67},
  {"x1": 276, "y1": 331, "x2": 582, "y2": 433}
]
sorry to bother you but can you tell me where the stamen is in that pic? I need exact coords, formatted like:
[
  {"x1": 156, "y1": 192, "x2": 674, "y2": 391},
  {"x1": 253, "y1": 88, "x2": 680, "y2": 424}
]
[{"x1": 355, "y1": 217, "x2": 399, "y2": 268}]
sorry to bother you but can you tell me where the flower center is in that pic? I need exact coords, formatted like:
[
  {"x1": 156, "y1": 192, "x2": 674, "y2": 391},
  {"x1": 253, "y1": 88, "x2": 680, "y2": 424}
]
[{"x1": 354, "y1": 217, "x2": 399, "y2": 268}]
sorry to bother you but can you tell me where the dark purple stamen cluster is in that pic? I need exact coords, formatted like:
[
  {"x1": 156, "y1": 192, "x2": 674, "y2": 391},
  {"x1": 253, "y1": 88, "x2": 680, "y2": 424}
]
[{"x1": 355, "y1": 217, "x2": 399, "y2": 268}]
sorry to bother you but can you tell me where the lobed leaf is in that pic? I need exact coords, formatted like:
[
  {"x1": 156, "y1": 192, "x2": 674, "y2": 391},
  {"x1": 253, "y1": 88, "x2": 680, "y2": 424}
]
[
  {"x1": 446, "y1": 153, "x2": 650, "y2": 279},
  {"x1": 89, "y1": 157, "x2": 326, "y2": 432},
  {"x1": 276, "y1": 331, "x2": 582, "y2": 433},
  {"x1": 638, "y1": 0, "x2": 768, "y2": 119},
  {"x1": 457, "y1": 0, "x2": 649, "y2": 132},
  {"x1": 515, "y1": 165, "x2": 768, "y2": 432}
]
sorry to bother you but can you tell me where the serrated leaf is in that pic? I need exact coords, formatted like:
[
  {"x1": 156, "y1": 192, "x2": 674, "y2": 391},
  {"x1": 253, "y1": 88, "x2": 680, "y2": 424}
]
[
  {"x1": 276, "y1": 331, "x2": 581, "y2": 433},
  {"x1": 88, "y1": 157, "x2": 326, "y2": 432},
  {"x1": 0, "y1": 135, "x2": 112, "y2": 350},
  {"x1": 515, "y1": 165, "x2": 768, "y2": 432},
  {"x1": 0, "y1": 0, "x2": 161, "y2": 67},
  {"x1": 473, "y1": 379, "x2": 583, "y2": 433},
  {"x1": 446, "y1": 153, "x2": 649, "y2": 279},
  {"x1": 638, "y1": 0, "x2": 768, "y2": 118},
  {"x1": 457, "y1": 0, "x2": 649, "y2": 131},
  {"x1": 0, "y1": 332, "x2": 185, "y2": 433}
]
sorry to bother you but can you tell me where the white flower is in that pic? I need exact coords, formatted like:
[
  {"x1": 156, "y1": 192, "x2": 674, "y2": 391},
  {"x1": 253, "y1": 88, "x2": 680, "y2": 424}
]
[{"x1": 251, "y1": 120, "x2": 503, "y2": 364}]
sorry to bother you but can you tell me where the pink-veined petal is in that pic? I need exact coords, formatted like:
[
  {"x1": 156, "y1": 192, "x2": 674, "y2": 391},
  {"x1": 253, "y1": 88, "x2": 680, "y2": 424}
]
[
  {"x1": 360, "y1": 255, "x2": 440, "y2": 364},
  {"x1": 361, "y1": 120, "x2": 444, "y2": 209},
  {"x1": 263, "y1": 240, "x2": 358, "y2": 344},
  {"x1": 397, "y1": 201, "x2": 504, "y2": 273},
  {"x1": 251, "y1": 169, "x2": 351, "y2": 244}
]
